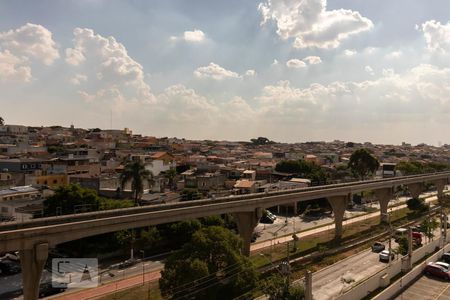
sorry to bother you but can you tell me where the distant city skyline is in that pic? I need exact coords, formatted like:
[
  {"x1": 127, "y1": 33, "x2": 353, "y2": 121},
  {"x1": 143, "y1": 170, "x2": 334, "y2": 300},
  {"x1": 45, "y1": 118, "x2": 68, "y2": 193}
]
[{"x1": 2, "y1": 0, "x2": 450, "y2": 145}]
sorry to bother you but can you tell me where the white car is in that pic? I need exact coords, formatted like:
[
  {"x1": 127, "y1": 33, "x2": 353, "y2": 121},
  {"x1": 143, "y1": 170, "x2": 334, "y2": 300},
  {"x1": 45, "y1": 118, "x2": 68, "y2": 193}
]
[
  {"x1": 379, "y1": 250, "x2": 395, "y2": 262},
  {"x1": 429, "y1": 261, "x2": 450, "y2": 270}
]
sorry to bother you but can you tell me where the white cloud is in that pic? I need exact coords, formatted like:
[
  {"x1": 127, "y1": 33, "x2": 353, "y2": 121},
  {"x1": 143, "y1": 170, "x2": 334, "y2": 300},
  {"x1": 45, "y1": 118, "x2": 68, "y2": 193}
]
[
  {"x1": 183, "y1": 30, "x2": 205, "y2": 42},
  {"x1": 0, "y1": 23, "x2": 59, "y2": 65},
  {"x1": 257, "y1": 64, "x2": 450, "y2": 126},
  {"x1": 170, "y1": 29, "x2": 206, "y2": 43},
  {"x1": 65, "y1": 27, "x2": 155, "y2": 103},
  {"x1": 303, "y1": 55, "x2": 322, "y2": 65},
  {"x1": 344, "y1": 49, "x2": 356, "y2": 56},
  {"x1": 286, "y1": 59, "x2": 307, "y2": 69},
  {"x1": 364, "y1": 65, "x2": 374, "y2": 75},
  {"x1": 421, "y1": 20, "x2": 450, "y2": 53},
  {"x1": 70, "y1": 73, "x2": 88, "y2": 85},
  {"x1": 0, "y1": 50, "x2": 32, "y2": 82},
  {"x1": 245, "y1": 69, "x2": 257, "y2": 77},
  {"x1": 258, "y1": 0, "x2": 373, "y2": 49},
  {"x1": 194, "y1": 62, "x2": 241, "y2": 80},
  {"x1": 385, "y1": 50, "x2": 402, "y2": 59}
]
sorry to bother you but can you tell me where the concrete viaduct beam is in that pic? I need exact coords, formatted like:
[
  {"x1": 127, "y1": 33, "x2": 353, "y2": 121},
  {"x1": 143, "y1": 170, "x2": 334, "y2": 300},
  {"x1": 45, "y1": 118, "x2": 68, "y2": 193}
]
[
  {"x1": 20, "y1": 243, "x2": 48, "y2": 300},
  {"x1": 233, "y1": 207, "x2": 262, "y2": 256},
  {"x1": 327, "y1": 195, "x2": 350, "y2": 241},
  {"x1": 408, "y1": 182, "x2": 424, "y2": 199},
  {"x1": 374, "y1": 188, "x2": 393, "y2": 223},
  {"x1": 433, "y1": 179, "x2": 448, "y2": 203}
]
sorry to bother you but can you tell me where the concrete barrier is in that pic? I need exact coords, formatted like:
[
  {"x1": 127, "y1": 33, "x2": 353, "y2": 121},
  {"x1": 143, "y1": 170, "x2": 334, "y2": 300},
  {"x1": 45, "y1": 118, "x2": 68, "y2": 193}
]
[{"x1": 337, "y1": 231, "x2": 450, "y2": 300}]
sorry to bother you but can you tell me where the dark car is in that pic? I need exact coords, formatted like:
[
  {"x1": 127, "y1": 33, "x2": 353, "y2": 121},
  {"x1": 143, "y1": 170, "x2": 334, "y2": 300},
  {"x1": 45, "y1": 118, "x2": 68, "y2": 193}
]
[
  {"x1": 0, "y1": 259, "x2": 21, "y2": 275},
  {"x1": 118, "y1": 259, "x2": 136, "y2": 269},
  {"x1": 442, "y1": 253, "x2": 450, "y2": 264},
  {"x1": 424, "y1": 263, "x2": 450, "y2": 280},
  {"x1": 371, "y1": 242, "x2": 385, "y2": 253},
  {"x1": 260, "y1": 214, "x2": 275, "y2": 224},
  {"x1": 38, "y1": 282, "x2": 67, "y2": 298}
]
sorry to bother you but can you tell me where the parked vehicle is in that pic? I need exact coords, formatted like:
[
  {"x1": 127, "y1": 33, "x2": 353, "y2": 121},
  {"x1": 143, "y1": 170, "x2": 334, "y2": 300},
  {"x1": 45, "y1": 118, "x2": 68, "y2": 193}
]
[
  {"x1": 118, "y1": 259, "x2": 136, "y2": 269},
  {"x1": 371, "y1": 242, "x2": 386, "y2": 253},
  {"x1": 266, "y1": 210, "x2": 277, "y2": 221},
  {"x1": 394, "y1": 228, "x2": 422, "y2": 245},
  {"x1": 0, "y1": 259, "x2": 21, "y2": 275},
  {"x1": 434, "y1": 261, "x2": 450, "y2": 270},
  {"x1": 379, "y1": 250, "x2": 395, "y2": 262},
  {"x1": 38, "y1": 282, "x2": 67, "y2": 298},
  {"x1": 1, "y1": 252, "x2": 19, "y2": 262},
  {"x1": 441, "y1": 252, "x2": 450, "y2": 264},
  {"x1": 424, "y1": 263, "x2": 450, "y2": 280},
  {"x1": 260, "y1": 210, "x2": 276, "y2": 224}
]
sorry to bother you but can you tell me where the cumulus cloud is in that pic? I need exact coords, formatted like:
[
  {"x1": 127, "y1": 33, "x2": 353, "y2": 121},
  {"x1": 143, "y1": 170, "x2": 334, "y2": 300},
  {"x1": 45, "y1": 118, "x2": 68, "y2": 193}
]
[
  {"x1": 256, "y1": 64, "x2": 450, "y2": 128},
  {"x1": 194, "y1": 62, "x2": 241, "y2": 80},
  {"x1": 65, "y1": 27, "x2": 155, "y2": 103},
  {"x1": 70, "y1": 73, "x2": 88, "y2": 85},
  {"x1": 170, "y1": 29, "x2": 206, "y2": 42},
  {"x1": 258, "y1": 0, "x2": 373, "y2": 49},
  {"x1": 344, "y1": 49, "x2": 356, "y2": 56},
  {"x1": 385, "y1": 50, "x2": 402, "y2": 59},
  {"x1": 0, "y1": 50, "x2": 32, "y2": 82},
  {"x1": 303, "y1": 55, "x2": 322, "y2": 64},
  {"x1": 286, "y1": 59, "x2": 307, "y2": 68},
  {"x1": 421, "y1": 20, "x2": 450, "y2": 53},
  {"x1": 0, "y1": 23, "x2": 59, "y2": 65},
  {"x1": 364, "y1": 65, "x2": 374, "y2": 75},
  {"x1": 245, "y1": 69, "x2": 257, "y2": 77}
]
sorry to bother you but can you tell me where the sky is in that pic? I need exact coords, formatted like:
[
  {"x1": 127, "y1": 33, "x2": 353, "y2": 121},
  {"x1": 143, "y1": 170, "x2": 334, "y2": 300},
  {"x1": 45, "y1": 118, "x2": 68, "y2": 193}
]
[{"x1": 1, "y1": 0, "x2": 450, "y2": 145}]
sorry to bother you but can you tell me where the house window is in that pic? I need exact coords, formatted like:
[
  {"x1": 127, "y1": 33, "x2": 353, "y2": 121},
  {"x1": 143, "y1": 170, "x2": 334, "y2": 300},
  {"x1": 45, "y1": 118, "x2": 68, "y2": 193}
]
[{"x1": 1, "y1": 207, "x2": 8, "y2": 213}]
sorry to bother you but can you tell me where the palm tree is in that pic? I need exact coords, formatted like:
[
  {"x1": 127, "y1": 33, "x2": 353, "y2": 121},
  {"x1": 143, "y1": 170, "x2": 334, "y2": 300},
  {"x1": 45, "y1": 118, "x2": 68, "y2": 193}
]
[
  {"x1": 120, "y1": 160, "x2": 152, "y2": 206},
  {"x1": 164, "y1": 168, "x2": 177, "y2": 190}
]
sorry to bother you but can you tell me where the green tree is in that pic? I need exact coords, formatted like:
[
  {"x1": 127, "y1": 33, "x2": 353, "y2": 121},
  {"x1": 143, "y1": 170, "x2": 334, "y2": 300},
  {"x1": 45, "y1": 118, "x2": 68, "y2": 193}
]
[
  {"x1": 348, "y1": 148, "x2": 380, "y2": 180},
  {"x1": 135, "y1": 227, "x2": 162, "y2": 252},
  {"x1": 421, "y1": 218, "x2": 439, "y2": 242},
  {"x1": 164, "y1": 168, "x2": 177, "y2": 190},
  {"x1": 159, "y1": 226, "x2": 258, "y2": 300},
  {"x1": 260, "y1": 274, "x2": 305, "y2": 300},
  {"x1": 251, "y1": 137, "x2": 275, "y2": 145},
  {"x1": 120, "y1": 160, "x2": 152, "y2": 205},
  {"x1": 181, "y1": 188, "x2": 201, "y2": 201},
  {"x1": 0, "y1": 116, "x2": 4, "y2": 126},
  {"x1": 43, "y1": 184, "x2": 99, "y2": 216},
  {"x1": 396, "y1": 236, "x2": 408, "y2": 256},
  {"x1": 406, "y1": 197, "x2": 428, "y2": 213}
]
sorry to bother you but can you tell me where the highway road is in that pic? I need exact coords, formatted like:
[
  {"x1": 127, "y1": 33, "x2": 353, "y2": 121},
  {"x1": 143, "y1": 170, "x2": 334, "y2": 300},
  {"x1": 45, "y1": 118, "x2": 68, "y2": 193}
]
[{"x1": 311, "y1": 210, "x2": 445, "y2": 300}]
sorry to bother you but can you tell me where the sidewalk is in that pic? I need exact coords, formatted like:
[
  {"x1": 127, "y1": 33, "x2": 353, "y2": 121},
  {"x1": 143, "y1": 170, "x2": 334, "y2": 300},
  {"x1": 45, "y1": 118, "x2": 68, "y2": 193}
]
[{"x1": 53, "y1": 270, "x2": 160, "y2": 300}]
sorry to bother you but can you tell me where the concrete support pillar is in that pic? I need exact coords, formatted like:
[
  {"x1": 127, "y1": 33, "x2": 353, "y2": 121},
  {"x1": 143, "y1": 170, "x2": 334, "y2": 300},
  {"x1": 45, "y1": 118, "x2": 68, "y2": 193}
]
[
  {"x1": 406, "y1": 228, "x2": 413, "y2": 271},
  {"x1": 408, "y1": 183, "x2": 424, "y2": 199},
  {"x1": 434, "y1": 179, "x2": 447, "y2": 203},
  {"x1": 20, "y1": 243, "x2": 49, "y2": 300},
  {"x1": 375, "y1": 188, "x2": 393, "y2": 223},
  {"x1": 327, "y1": 195, "x2": 349, "y2": 241},
  {"x1": 305, "y1": 270, "x2": 313, "y2": 300},
  {"x1": 233, "y1": 207, "x2": 262, "y2": 256}
]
